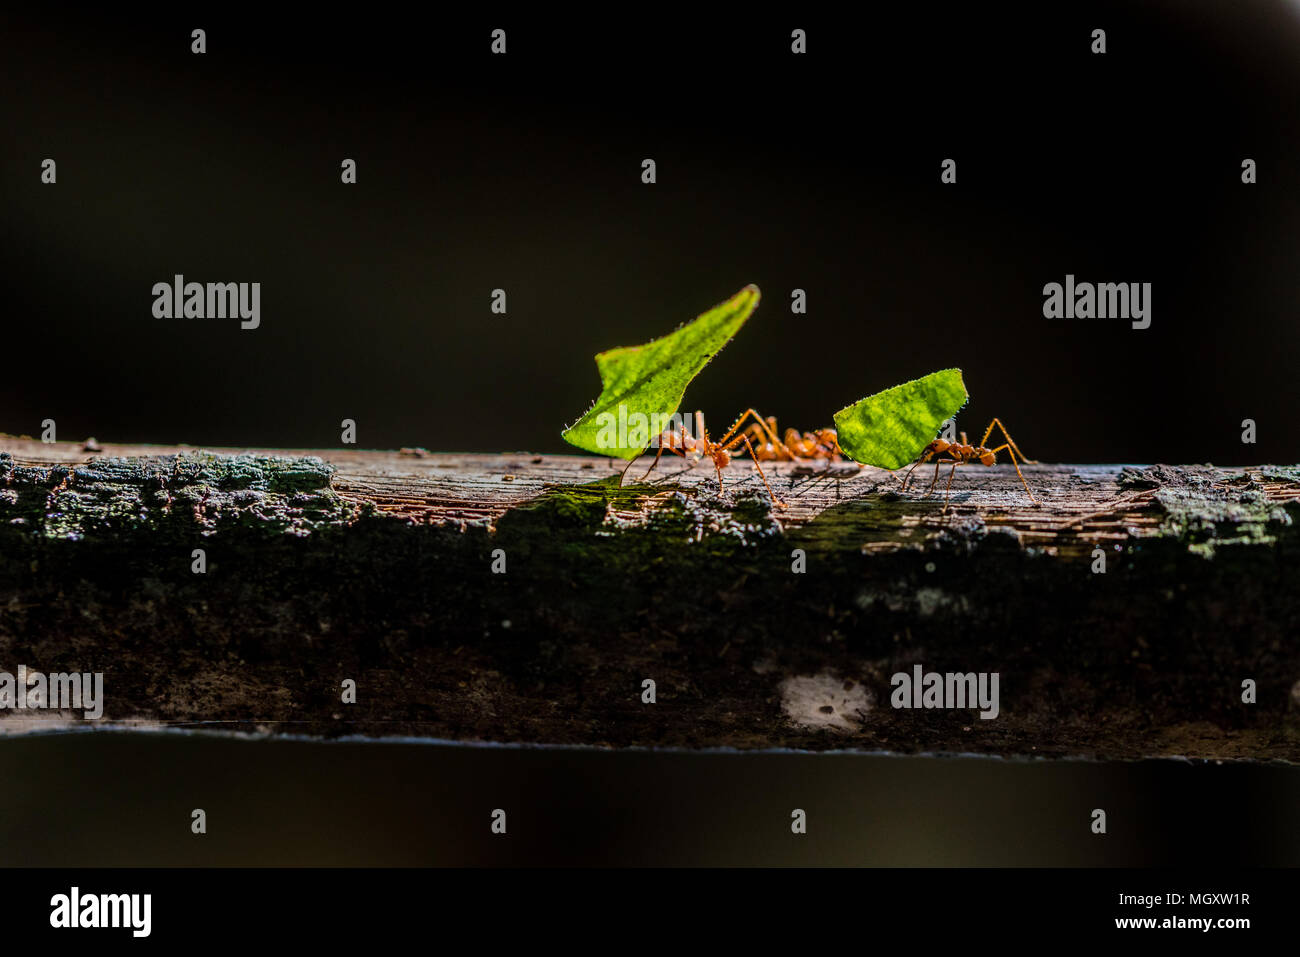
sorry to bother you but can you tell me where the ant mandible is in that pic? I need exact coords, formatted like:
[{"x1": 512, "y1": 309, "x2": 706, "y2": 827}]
[{"x1": 900, "y1": 417, "x2": 1038, "y2": 512}]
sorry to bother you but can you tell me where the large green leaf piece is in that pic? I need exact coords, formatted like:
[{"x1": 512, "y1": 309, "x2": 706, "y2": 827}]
[
  {"x1": 562, "y1": 285, "x2": 760, "y2": 459},
  {"x1": 832, "y1": 369, "x2": 968, "y2": 469}
]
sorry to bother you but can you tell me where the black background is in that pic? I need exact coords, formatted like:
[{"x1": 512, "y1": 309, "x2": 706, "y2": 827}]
[
  {"x1": 6, "y1": 863, "x2": 1284, "y2": 942},
  {"x1": 0, "y1": 733, "x2": 1297, "y2": 866},
  {"x1": 0, "y1": 3, "x2": 1297, "y2": 878},
  {"x1": 2, "y1": 3, "x2": 1296, "y2": 462}
]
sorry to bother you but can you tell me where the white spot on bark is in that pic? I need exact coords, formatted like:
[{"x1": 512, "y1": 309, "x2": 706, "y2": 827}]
[
  {"x1": 780, "y1": 673, "x2": 873, "y2": 732},
  {"x1": 916, "y1": 587, "x2": 970, "y2": 617}
]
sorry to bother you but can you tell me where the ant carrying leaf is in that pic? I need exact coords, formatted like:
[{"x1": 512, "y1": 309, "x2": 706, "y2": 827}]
[
  {"x1": 561, "y1": 285, "x2": 760, "y2": 459},
  {"x1": 628, "y1": 408, "x2": 788, "y2": 507},
  {"x1": 564, "y1": 305, "x2": 1031, "y2": 513},
  {"x1": 901, "y1": 418, "x2": 1039, "y2": 512},
  {"x1": 832, "y1": 369, "x2": 1038, "y2": 510},
  {"x1": 627, "y1": 408, "x2": 854, "y2": 509},
  {"x1": 832, "y1": 368, "x2": 969, "y2": 469}
]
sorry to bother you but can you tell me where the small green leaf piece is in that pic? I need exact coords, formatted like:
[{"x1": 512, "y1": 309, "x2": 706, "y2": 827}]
[
  {"x1": 562, "y1": 285, "x2": 760, "y2": 459},
  {"x1": 832, "y1": 369, "x2": 968, "y2": 470}
]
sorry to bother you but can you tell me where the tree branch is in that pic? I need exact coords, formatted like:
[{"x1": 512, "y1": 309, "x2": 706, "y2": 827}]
[{"x1": 1, "y1": 434, "x2": 1297, "y2": 761}]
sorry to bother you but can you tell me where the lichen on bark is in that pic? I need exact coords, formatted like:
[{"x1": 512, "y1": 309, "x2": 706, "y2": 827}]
[{"x1": 0, "y1": 451, "x2": 359, "y2": 540}]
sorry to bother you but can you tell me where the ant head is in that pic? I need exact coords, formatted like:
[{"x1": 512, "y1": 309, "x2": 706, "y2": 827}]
[
  {"x1": 933, "y1": 439, "x2": 951, "y2": 453},
  {"x1": 979, "y1": 450, "x2": 997, "y2": 466}
]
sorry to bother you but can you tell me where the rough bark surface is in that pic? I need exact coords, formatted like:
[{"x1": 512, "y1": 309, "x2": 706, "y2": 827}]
[{"x1": 1, "y1": 434, "x2": 1297, "y2": 761}]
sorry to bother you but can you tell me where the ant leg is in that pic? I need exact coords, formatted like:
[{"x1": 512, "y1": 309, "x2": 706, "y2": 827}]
[
  {"x1": 980, "y1": 418, "x2": 1038, "y2": 464},
  {"x1": 819, "y1": 435, "x2": 864, "y2": 476},
  {"x1": 642, "y1": 425, "x2": 687, "y2": 481},
  {"x1": 740, "y1": 434, "x2": 787, "y2": 509},
  {"x1": 715, "y1": 408, "x2": 768, "y2": 446},
  {"x1": 901, "y1": 457, "x2": 925, "y2": 493},
  {"x1": 635, "y1": 441, "x2": 666, "y2": 483},
  {"x1": 769, "y1": 417, "x2": 798, "y2": 462},
  {"x1": 719, "y1": 409, "x2": 796, "y2": 461},
  {"x1": 988, "y1": 443, "x2": 1039, "y2": 504},
  {"x1": 720, "y1": 420, "x2": 764, "y2": 455},
  {"x1": 619, "y1": 452, "x2": 645, "y2": 487},
  {"x1": 942, "y1": 461, "x2": 960, "y2": 513},
  {"x1": 698, "y1": 415, "x2": 725, "y2": 494},
  {"x1": 901, "y1": 449, "x2": 936, "y2": 493},
  {"x1": 924, "y1": 457, "x2": 944, "y2": 497}
]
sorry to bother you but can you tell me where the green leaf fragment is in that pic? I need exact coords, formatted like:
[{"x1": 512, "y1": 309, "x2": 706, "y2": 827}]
[
  {"x1": 832, "y1": 368, "x2": 968, "y2": 470},
  {"x1": 562, "y1": 284, "x2": 761, "y2": 459}
]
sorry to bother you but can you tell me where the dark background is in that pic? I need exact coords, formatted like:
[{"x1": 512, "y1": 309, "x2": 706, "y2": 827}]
[
  {"x1": 2, "y1": 3, "x2": 1297, "y2": 463},
  {"x1": 1, "y1": 733, "x2": 1297, "y2": 866},
  {"x1": 1, "y1": 5, "x2": 1298, "y2": 871}
]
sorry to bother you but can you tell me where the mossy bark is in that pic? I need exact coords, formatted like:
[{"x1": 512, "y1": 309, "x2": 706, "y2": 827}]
[{"x1": 1, "y1": 435, "x2": 1297, "y2": 761}]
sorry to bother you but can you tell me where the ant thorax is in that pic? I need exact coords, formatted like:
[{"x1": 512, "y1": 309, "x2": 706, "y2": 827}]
[{"x1": 930, "y1": 439, "x2": 995, "y2": 466}]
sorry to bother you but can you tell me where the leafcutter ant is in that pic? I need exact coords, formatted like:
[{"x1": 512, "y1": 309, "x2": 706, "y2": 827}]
[
  {"x1": 621, "y1": 408, "x2": 789, "y2": 508},
  {"x1": 900, "y1": 418, "x2": 1038, "y2": 512},
  {"x1": 742, "y1": 414, "x2": 846, "y2": 463}
]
